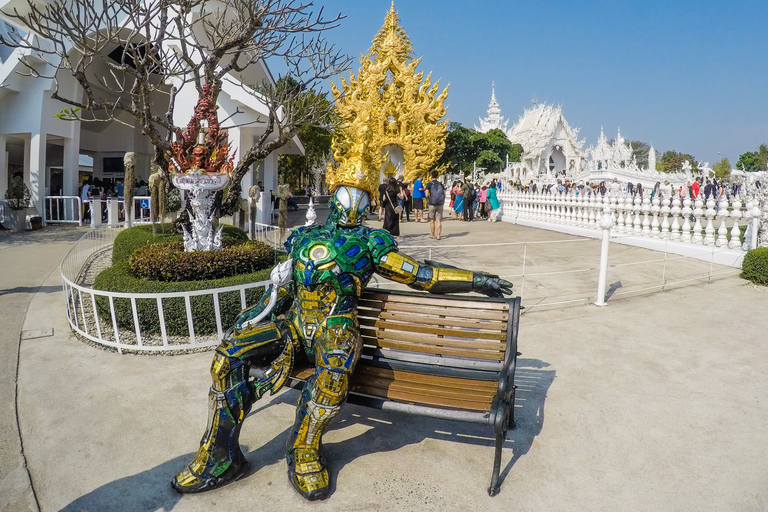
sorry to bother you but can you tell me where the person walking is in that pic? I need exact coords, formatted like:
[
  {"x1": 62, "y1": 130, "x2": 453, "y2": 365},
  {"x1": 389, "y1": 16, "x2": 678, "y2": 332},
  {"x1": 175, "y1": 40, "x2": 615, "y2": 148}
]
[
  {"x1": 412, "y1": 172, "x2": 426, "y2": 223},
  {"x1": 425, "y1": 170, "x2": 445, "y2": 240},
  {"x1": 452, "y1": 181, "x2": 464, "y2": 219},
  {"x1": 382, "y1": 177, "x2": 404, "y2": 238},
  {"x1": 487, "y1": 179, "x2": 501, "y2": 222},
  {"x1": 81, "y1": 177, "x2": 92, "y2": 223},
  {"x1": 461, "y1": 178, "x2": 474, "y2": 221},
  {"x1": 377, "y1": 176, "x2": 388, "y2": 221}
]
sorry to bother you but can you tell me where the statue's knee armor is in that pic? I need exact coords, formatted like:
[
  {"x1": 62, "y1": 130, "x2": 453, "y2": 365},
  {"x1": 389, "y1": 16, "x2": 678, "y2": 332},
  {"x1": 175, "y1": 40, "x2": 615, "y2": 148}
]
[{"x1": 172, "y1": 320, "x2": 294, "y2": 494}]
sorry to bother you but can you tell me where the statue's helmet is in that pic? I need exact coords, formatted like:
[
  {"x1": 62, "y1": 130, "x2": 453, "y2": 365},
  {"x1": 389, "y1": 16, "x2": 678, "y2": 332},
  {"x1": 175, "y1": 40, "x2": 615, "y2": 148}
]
[{"x1": 329, "y1": 185, "x2": 370, "y2": 227}]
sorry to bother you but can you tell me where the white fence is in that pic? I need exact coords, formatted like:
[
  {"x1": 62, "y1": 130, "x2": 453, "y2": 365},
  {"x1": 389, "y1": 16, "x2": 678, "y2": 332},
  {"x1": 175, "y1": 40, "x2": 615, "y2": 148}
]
[
  {"x1": 496, "y1": 190, "x2": 753, "y2": 268},
  {"x1": 44, "y1": 195, "x2": 153, "y2": 227},
  {"x1": 60, "y1": 228, "x2": 276, "y2": 354},
  {"x1": 395, "y1": 236, "x2": 741, "y2": 311}
]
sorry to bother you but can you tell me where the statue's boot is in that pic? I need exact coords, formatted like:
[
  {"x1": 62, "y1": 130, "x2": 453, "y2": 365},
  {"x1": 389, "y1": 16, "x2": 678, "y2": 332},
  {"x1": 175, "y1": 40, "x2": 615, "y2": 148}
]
[
  {"x1": 172, "y1": 351, "x2": 253, "y2": 493},
  {"x1": 286, "y1": 320, "x2": 361, "y2": 500},
  {"x1": 173, "y1": 321, "x2": 294, "y2": 493}
]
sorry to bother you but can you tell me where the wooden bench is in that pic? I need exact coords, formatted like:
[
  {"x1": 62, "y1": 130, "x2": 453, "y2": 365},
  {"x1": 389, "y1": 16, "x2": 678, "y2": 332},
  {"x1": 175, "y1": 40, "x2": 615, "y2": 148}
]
[{"x1": 288, "y1": 288, "x2": 522, "y2": 496}]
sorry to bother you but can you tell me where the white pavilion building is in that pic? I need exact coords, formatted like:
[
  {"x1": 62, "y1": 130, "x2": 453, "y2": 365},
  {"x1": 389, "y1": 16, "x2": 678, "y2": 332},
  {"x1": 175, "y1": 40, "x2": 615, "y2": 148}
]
[
  {"x1": 506, "y1": 100, "x2": 585, "y2": 181},
  {"x1": 0, "y1": 6, "x2": 301, "y2": 227}
]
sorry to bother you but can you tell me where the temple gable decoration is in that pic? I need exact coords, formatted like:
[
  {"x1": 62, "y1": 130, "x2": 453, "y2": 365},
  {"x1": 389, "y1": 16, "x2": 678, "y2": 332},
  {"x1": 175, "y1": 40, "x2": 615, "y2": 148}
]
[{"x1": 326, "y1": 2, "x2": 449, "y2": 196}]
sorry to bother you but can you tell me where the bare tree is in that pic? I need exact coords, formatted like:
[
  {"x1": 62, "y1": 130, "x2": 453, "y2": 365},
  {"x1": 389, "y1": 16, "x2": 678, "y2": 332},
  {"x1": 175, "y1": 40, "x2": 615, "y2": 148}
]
[{"x1": 0, "y1": 0, "x2": 351, "y2": 215}]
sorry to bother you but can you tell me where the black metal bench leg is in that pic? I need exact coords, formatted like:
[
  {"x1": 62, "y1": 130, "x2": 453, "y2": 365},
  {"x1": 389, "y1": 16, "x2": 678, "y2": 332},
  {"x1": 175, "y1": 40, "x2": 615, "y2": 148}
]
[{"x1": 488, "y1": 431, "x2": 504, "y2": 496}]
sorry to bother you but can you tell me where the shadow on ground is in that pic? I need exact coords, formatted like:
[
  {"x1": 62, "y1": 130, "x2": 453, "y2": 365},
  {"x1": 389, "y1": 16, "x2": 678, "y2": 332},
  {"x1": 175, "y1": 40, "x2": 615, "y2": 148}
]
[{"x1": 58, "y1": 359, "x2": 553, "y2": 510}]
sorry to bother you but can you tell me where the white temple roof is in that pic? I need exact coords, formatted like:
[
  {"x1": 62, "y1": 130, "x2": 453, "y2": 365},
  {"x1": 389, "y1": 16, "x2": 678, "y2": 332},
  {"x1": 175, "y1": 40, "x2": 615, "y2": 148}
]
[{"x1": 507, "y1": 102, "x2": 584, "y2": 157}]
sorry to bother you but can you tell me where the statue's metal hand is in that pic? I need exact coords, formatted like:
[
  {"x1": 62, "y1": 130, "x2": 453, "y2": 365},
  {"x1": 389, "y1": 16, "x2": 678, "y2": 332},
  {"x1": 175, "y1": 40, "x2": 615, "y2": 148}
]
[{"x1": 241, "y1": 258, "x2": 293, "y2": 329}]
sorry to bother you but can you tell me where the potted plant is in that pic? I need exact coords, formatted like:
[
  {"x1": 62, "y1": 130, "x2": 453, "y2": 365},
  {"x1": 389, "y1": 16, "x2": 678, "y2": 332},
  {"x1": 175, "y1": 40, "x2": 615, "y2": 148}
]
[{"x1": 4, "y1": 176, "x2": 31, "y2": 232}]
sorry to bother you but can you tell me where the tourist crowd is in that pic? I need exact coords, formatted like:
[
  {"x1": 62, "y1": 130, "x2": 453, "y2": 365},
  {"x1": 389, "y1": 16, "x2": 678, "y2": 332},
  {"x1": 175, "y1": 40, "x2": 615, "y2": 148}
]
[
  {"x1": 513, "y1": 176, "x2": 739, "y2": 202},
  {"x1": 376, "y1": 172, "x2": 502, "y2": 240}
]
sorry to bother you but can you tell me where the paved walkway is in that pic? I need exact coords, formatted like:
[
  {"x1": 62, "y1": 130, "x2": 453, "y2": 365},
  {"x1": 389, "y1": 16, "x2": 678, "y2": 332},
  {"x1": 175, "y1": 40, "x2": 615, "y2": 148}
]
[{"x1": 2, "y1": 216, "x2": 768, "y2": 511}]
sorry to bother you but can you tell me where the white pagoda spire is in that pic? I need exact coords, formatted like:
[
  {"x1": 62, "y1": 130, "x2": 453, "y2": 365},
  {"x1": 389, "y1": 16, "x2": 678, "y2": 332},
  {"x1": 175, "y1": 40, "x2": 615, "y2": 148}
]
[{"x1": 475, "y1": 82, "x2": 509, "y2": 134}]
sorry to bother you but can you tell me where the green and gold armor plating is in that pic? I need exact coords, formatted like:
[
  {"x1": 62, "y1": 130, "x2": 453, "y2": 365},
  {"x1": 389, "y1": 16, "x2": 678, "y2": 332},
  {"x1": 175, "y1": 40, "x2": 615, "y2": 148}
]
[{"x1": 173, "y1": 182, "x2": 511, "y2": 500}]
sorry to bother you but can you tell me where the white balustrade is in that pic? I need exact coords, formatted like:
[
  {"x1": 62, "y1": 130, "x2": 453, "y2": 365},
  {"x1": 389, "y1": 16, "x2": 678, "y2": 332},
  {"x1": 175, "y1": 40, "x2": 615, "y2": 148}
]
[
  {"x1": 641, "y1": 195, "x2": 651, "y2": 235},
  {"x1": 499, "y1": 190, "x2": 751, "y2": 253},
  {"x1": 680, "y1": 197, "x2": 693, "y2": 242},
  {"x1": 716, "y1": 196, "x2": 729, "y2": 248},
  {"x1": 703, "y1": 197, "x2": 717, "y2": 245},
  {"x1": 659, "y1": 196, "x2": 670, "y2": 239},
  {"x1": 729, "y1": 198, "x2": 743, "y2": 249}
]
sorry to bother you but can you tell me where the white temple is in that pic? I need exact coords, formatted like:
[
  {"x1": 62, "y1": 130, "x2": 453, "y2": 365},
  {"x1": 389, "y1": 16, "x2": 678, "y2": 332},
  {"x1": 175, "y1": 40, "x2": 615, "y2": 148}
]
[
  {"x1": 506, "y1": 100, "x2": 585, "y2": 180},
  {"x1": 476, "y1": 85, "x2": 691, "y2": 188}
]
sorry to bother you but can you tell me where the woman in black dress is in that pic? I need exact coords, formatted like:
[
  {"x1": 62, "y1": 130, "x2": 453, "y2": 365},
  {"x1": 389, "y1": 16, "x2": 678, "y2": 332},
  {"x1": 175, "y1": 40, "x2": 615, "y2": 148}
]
[{"x1": 382, "y1": 177, "x2": 404, "y2": 237}]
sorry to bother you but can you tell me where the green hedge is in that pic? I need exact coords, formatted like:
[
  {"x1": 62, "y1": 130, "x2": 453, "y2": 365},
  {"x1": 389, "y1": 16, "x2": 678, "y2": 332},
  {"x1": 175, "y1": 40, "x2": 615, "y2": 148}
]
[
  {"x1": 129, "y1": 240, "x2": 274, "y2": 281},
  {"x1": 95, "y1": 223, "x2": 274, "y2": 336},
  {"x1": 112, "y1": 223, "x2": 249, "y2": 265},
  {"x1": 93, "y1": 263, "x2": 271, "y2": 336},
  {"x1": 741, "y1": 247, "x2": 768, "y2": 285}
]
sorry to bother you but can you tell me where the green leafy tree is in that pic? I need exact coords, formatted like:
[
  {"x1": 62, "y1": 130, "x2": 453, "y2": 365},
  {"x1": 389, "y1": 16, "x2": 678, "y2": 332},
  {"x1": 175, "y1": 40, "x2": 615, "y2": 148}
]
[
  {"x1": 509, "y1": 143, "x2": 523, "y2": 163},
  {"x1": 656, "y1": 150, "x2": 698, "y2": 173},
  {"x1": 476, "y1": 150, "x2": 503, "y2": 172},
  {"x1": 737, "y1": 144, "x2": 768, "y2": 172},
  {"x1": 472, "y1": 129, "x2": 512, "y2": 172},
  {"x1": 712, "y1": 158, "x2": 731, "y2": 181},
  {"x1": 277, "y1": 79, "x2": 334, "y2": 191},
  {"x1": 435, "y1": 122, "x2": 479, "y2": 174},
  {"x1": 628, "y1": 141, "x2": 656, "y2": 169}
]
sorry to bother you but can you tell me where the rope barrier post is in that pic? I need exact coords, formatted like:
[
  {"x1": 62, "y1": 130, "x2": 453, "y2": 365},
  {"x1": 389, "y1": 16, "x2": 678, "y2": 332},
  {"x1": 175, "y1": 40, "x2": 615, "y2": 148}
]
[
  {"x1": 520, "y1": 243, "x2": 527, "y2": 300},
  {"x1": 661, "y1": 239, "x2": 668, "y2": 292},
  {"x1": 595, "y1": 206, "x2": 614, "y2": 306}
]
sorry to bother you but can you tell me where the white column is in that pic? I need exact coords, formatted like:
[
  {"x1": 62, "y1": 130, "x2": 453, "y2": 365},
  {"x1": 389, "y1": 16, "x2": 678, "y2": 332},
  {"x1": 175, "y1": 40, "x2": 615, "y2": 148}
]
[
  {"x1": 261, "y1": 152, "x2": 278, "y2": 225},
  {"x1": 63, "y1": 134, "x2": 80, "y2": 196},
  {"x1": 703, "y1": 197, "x2": 717, "y2": 245},
  {"x1": 728, "y1": 198, "x2": 743, "y2": 249},
  {"x1": 28, "y1": 132, "x2": 47, "y2": 215},
  {"x1": 595, "y1": 206, "x2": 614, "y2": 306},
  {"x1": 0, "y1": 135, "x2": 7, "y2": 199}
]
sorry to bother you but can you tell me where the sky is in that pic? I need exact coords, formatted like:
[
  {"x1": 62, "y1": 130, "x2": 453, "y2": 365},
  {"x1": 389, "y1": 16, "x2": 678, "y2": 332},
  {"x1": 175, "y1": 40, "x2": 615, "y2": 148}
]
[{"x1": 274, "y1": 0, "x2": 768, "y2": 167}]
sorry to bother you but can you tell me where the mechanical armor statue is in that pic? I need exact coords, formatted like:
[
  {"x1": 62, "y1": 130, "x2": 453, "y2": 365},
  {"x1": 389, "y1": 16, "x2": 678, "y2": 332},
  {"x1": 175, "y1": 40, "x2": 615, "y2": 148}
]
[{"x1": 172, "y1": 185, "x2": 512, "y2": 500}]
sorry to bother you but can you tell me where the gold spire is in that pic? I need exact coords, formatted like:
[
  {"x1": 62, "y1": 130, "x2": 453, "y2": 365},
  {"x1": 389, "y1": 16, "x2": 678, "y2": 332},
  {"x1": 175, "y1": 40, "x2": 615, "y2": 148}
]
[{"x1": 326, "y1": 2, "x2": 449, "y2": 197}]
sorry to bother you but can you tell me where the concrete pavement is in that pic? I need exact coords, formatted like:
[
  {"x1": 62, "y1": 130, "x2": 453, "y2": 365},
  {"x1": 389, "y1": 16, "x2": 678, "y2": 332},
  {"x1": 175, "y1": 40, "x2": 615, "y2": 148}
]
[{"x1": 3, "y1": 215, "x2": 768, "y2": 511}]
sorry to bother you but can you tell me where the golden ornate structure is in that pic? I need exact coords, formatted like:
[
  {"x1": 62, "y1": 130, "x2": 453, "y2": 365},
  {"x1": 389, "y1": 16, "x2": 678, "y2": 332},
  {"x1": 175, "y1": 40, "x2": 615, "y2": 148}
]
[{"x1": 326, "y1": 2, "x2": 449, "y2": 197}]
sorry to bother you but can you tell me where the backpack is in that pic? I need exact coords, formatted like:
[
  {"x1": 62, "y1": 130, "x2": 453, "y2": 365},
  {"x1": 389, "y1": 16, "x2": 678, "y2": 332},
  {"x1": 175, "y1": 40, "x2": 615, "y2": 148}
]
[{"x1": 428, "y1": 180, "x2": 445, "y2": 205}]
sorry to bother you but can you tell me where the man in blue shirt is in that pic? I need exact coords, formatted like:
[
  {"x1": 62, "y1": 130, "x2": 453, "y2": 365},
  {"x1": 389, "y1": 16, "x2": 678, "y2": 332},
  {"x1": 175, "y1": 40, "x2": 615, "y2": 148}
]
[{"x1": 412, "y1": 172, "x2": 426, "y2": 223}]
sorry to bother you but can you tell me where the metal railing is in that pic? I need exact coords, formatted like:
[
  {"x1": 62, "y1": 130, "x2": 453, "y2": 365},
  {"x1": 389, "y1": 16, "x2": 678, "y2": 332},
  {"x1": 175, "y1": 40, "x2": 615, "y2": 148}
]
[
  {"x1": 44, "y1": 196, "x2": 83, "y2": 225},
  {"x1": 60, "y1": 228, "x2": 271, "y2": 353}
]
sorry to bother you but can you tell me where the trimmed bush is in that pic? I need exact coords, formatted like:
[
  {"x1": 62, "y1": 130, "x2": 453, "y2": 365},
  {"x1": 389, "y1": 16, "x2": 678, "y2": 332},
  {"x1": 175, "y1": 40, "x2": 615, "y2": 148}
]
[
  {"x1": 112, "y1": 223, "x2": 249, "y2": 265},
  {"x1": 741, "y1": 247, "x2": 768, "y2": 285},
  {"x1": 129, "y1": 240, "x2": 274, "y2": 281},
  {"x1": 93, "y1": 264, "x2": 271, "y2": 336}
]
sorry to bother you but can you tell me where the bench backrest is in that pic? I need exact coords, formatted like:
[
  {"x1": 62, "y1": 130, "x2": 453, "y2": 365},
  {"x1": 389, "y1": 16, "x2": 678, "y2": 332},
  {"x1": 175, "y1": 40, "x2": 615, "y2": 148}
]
[{"x1": 357, "y1": 289, "x2": 520, "y2": 382}]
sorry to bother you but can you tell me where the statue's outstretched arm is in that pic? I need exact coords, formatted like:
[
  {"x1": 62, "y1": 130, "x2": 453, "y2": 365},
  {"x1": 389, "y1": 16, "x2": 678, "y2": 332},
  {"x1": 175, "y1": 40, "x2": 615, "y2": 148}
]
[{"x1": 375, "y1": 251, "x2": 512, "y2": 298}]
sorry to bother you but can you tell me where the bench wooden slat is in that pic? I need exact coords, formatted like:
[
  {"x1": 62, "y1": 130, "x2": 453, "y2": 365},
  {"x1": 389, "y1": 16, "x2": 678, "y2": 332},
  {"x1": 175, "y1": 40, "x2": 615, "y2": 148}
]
[
  {"x1": 358, "y1": 300, "x2": 510, "y2": 321},
  {"x1": 360, "y1": 334, "x2": 505, "y2": 361},
  {"x1": 354, "y1": 366, "x2": 497, "y2": 393},
  {"x1": 368, "y1": 310, "x2": 508, "y2": 331},
  {"x1": 362, "y1": 318, "x2": 507, "y2": 341},
  {"x1": 351, "y1": 383, "x2": 494, "y2": 412},
  {"x1": 362, "y1": 291, "x2": 509, "y2": 311},
  {"x1": 360, "y1": 326, "x2": 507, "y2": 352},
  {"x1": 354, "y1": 376, "x2": 495, "y2": 403},
  {"x1": 360, "y1": 326, "x2": 506, "y2": 353}
]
